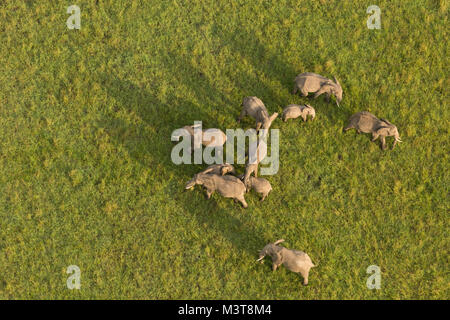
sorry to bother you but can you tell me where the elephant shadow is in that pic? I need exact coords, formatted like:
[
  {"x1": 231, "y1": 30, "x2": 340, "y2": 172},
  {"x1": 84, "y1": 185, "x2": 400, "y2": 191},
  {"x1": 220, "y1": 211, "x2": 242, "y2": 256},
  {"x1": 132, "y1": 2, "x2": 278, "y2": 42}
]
[
  {"x1": 99, "y1": 69, "x2": 267, "y2": 257},
  {"x1": 97, "y1": 22, "x2": 348, "y2": 259}
]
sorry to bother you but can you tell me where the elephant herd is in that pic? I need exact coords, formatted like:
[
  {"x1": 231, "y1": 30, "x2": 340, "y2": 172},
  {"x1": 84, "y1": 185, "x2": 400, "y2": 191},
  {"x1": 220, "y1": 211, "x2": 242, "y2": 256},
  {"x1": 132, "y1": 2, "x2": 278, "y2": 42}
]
[{"x1": 179, "y1": 72, "x2": 402, "y2": 286}]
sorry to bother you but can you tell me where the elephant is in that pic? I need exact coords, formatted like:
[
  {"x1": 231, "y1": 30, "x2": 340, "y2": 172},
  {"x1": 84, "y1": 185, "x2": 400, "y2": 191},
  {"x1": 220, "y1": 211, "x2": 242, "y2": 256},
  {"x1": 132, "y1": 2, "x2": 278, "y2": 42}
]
[
  {"x1": 282, "y1": 104, "x2": 316, "y2": 122},
  {"x1": 238, "y1": 174, "x2": 272, "y2": 201},
  {"x1": 344, "y1": 111, "x2": 402, "y2": 150},
  {"x1": 257, "y1": 239, "x2": 316, "y2": 286},
  {"x1": 237, "y1": 96, "x2": 278, "y2": 133},
  {"x1": 293, "y1": 73, "x2": 342, "y2": 107},
  {"x1": 185, "y1": 173, "x2": 248, "y2": 208},
  {"x1": 174, "y1": 125, "x2": 227, "y2": 153}
]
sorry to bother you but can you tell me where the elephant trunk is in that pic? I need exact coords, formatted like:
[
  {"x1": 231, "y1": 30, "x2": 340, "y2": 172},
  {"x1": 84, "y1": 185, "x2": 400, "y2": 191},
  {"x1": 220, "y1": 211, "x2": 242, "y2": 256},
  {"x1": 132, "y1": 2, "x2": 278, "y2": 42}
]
[{"x1": 185, "y1": 179, "x2": 196, "y2": 189}]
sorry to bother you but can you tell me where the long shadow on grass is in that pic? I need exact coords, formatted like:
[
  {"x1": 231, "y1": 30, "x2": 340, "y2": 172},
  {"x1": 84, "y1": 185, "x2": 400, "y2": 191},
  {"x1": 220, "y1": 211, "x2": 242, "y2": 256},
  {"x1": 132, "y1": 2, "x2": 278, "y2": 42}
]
[
  {"x1": 100, "y1": 69, "x2": 267, "y2": 256},
  {"x1": 100, "y1": 21, "x2": 350, "y2": 257}
]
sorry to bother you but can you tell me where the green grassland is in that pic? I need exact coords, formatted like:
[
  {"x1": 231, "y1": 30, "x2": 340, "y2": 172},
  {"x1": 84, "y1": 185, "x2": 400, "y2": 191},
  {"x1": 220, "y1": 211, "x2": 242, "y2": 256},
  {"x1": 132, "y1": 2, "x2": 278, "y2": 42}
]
[{"x1": 0, "y1": 0, "x2": 448, "y2": 299}]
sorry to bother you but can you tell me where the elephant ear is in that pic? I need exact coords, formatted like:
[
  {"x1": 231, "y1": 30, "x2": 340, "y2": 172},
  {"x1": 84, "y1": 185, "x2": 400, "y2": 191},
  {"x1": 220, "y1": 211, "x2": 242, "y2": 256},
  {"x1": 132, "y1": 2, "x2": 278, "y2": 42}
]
[
  {"x1": 376, "y1": 126, "x2": 390, "y2": 136},
  {"x1": 379, "y1": 118, "x2": 392, "y2": 126},
  {"x1": 274, "y1": 251, "x2": 283, "y2": 264},
  {"x1": 318, "y1": 83, "x2": 333, "y2": 95},
  {"x1": 321, "y1": 79, "x2": 333, "y2": 87},
  {"x1": 257, "y1": 109, "x2": 267, "y2": 120},
  {"x1": 333, "y1": 76, "x2": 341, "y2": 87}
]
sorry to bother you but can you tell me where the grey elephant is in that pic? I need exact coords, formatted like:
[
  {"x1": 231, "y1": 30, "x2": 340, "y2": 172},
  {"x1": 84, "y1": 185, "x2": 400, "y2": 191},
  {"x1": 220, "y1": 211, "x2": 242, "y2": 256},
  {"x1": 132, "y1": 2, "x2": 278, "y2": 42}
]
[
  {"x1": 344, "y1": 111, "x2": 402, "y2": 150},
  {"x1": 257, "y1": 239, "x2": 316, "y2": 286},
  {"x1": 200, "y1": 163, "x2": 236, "y2": 176},
  {"x1": 238, "y1": 174, "x2": 272, "y2": 201},
  {"x1": 185, "y1": 173, "x2": 248, "y2": 208},
  {"x1": 293, "y1": 73, "x2": 342, "y2": 106},
  {"x1": 282, "y1": 104, "x2": 316, "y2": 122},
  {"x1": 176, "y1": 125, "x2": 227, "y2": 152},
  {"x1": 238, "y1": 96, "x2": 278, "y2": 132}
]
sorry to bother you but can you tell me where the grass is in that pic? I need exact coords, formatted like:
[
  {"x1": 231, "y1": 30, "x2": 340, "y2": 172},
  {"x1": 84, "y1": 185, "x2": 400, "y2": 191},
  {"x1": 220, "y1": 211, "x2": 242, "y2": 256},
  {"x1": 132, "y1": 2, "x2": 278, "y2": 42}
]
[{"x1": 0, "y1": 0, "x2": 448, "y2": 299}]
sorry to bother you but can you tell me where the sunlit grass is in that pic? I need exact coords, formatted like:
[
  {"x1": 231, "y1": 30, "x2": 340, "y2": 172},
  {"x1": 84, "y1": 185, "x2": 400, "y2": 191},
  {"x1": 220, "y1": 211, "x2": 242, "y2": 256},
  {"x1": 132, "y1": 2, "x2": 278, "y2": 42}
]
[{"x1": 0, "y1": 0, "x2": 447, "y2": 299}]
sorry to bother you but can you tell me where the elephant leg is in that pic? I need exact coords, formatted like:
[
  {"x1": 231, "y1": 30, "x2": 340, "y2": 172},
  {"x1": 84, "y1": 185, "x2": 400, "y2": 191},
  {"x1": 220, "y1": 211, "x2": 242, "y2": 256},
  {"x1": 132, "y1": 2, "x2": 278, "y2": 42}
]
[
  {"x1": 292, "y1": 86, "x2": 298, "y2": 95},
  {"x1": 300, "y1": 269, "x2": 309, "y2": 286},
  {"x1": 301, "y1": 88, "x2": 309, "y2": 97},
  {"x1": 260, "y1": 193, "x2": 266, "y2": 202},
  {"x1": 380, "y1": 136, "x2": 387, "y2": 150},
  {"x1": 371, "y1": 133, "x2": 379, "y2": 141},
  {"x1": 392, "y1": 139, "x2": 397, "y2": 150},
  {"x1": 205, "y1": 189, "x2": 213, "y2": 199},
  {"x1": 237, "y1": 196, "x2": 248, "y2": 209},
  {"x1": 255, "y1": 122, "x2": 262, "y2": 132},
  {"x1": 272, "y1": 263, "x2": 279, "y2": 271},
  {"x1": 325, "y1": 92, "x2": 330, "y2": 102}
]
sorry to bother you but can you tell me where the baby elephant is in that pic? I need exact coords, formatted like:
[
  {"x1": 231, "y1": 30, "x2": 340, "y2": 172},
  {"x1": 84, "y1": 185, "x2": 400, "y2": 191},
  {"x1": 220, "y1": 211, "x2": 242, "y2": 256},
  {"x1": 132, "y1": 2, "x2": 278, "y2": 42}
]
[
  {"x1": 200, "y1": 163, "x2": 236, "y2": 176},
  {"x1": 177, "y1": 125, "x2": 227, "y2": 152},
  {"x1": 185, "y1": 173, "x2": 248, "y2": 208},
  {"x1": 257, "y1": 239, "x2": 316, "y2": 286},
  {"x1": 344, "y1": 111, "x2": 402, "y2": 150},
  {"x1": 293, "y1": 73, "x2": 342, "y2": 107},
  {"x1": 238, "y1": 175, "x2": 272, "y2": 201},
  {"x1": 238, "y1": 96, "x2": 278, "y2": 132},
  {"x1": 282, "y1": 104, "x2": 316, "y2": 122}
]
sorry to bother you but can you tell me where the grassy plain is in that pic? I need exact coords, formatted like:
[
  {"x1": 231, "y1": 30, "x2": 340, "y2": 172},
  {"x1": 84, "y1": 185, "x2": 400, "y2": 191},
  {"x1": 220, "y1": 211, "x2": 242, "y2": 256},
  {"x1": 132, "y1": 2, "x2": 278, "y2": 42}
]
[{"x1": 0, "y1": 0, "x2": 448, "y2": 299}]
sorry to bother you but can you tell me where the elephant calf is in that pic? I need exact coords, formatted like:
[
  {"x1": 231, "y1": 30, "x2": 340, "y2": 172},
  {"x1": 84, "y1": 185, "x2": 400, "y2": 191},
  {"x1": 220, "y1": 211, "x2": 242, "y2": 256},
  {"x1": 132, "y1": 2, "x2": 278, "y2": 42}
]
[
  {"x1": 200, "y1": 163, "x2": 236, "y2": 176},
  {"x1": 293, "y1": 73, "x2": 342, "y2": 106},
  {"x1": 344, "y1": 111, "x2": 402, "y2": 150},
  {"x1": 185, "y1": 173, "x2": 248, "y2": 208},
  {"x1": 238, "y1": 96, "x2": 278, "y2": 132},
  {"x1": 238, "y1": 175, "x2": 272, "y2": 201},
  {"x1": 282, "y1": 104, "x2": 316, "y2": 122},
  {"x1": 178, "y1": 125, "x2": 227, "y2": 152},
  {"x1": 257, "y1": 240, "x2": 316, "y2": 286}
]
